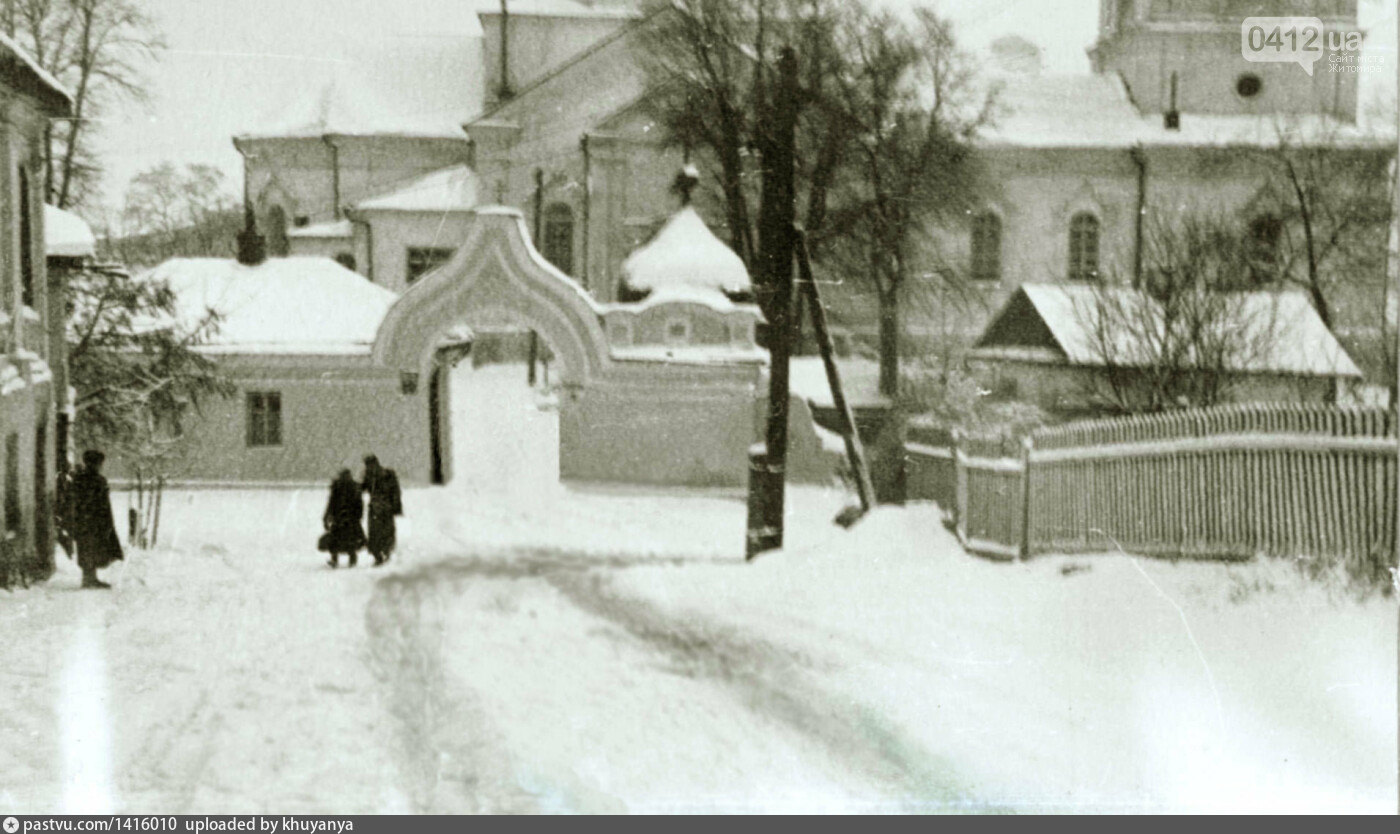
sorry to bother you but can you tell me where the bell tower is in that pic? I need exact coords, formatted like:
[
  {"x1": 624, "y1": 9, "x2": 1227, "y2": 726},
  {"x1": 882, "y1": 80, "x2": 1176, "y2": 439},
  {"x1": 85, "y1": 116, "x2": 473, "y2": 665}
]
[{"x1": 1089, "y1": 0, "x2": 1359, "y2": 122}]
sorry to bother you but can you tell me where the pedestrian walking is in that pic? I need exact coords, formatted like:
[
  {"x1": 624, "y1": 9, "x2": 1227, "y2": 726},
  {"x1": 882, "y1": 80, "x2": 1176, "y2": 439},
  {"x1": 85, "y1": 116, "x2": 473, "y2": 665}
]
[
  {"x1": 361, "y1": 455, "x2": 402, "y2": 567},
  {"x1": 67, "y1": 450, "x2": 124, "y2": 589},
  {"x1": 320, "y1": 469, "x2": 366, "y2": 569}
]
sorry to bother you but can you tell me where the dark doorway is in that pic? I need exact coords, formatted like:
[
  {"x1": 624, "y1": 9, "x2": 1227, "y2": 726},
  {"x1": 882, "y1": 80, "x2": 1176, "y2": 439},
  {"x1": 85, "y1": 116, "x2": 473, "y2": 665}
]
[
  {"x1": 429, "y1": 360, "x2": 446, "y2": 485},
  {"x1": 33, "y1": 419, "x2": 49, "y2": 569}
]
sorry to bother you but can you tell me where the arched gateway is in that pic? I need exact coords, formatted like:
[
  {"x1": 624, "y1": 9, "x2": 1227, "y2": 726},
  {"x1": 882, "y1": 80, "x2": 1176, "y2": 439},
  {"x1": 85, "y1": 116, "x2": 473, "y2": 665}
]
[
  {"x1": 370, "y1": 206, "x2": 832, "y2": 488},
  {"x1": 372, "y1": 207, "x2": 610, "y2": 387}
]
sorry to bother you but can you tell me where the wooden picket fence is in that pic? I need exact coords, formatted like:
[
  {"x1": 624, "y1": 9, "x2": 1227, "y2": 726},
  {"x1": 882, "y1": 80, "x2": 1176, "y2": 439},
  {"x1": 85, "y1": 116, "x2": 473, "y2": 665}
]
[{"x1": 906, "y1": 404, "x2": 1398, "y2": 575}]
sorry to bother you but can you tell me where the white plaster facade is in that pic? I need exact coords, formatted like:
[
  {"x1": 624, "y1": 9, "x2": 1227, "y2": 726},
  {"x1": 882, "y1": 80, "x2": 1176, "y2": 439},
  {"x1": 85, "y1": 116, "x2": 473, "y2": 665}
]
[{"x1": 0, "y1": 37, "x2": 74, "y2": 581}]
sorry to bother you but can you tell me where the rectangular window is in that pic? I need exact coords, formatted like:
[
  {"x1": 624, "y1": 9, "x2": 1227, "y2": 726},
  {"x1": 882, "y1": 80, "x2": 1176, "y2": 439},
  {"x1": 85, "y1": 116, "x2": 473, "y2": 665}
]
[
  {"x1": 406, "y1": 247, "x2": 455, "y2": 284},
  {"x1": 246, "y1": 392, "x2": 282, "y2": 448}
]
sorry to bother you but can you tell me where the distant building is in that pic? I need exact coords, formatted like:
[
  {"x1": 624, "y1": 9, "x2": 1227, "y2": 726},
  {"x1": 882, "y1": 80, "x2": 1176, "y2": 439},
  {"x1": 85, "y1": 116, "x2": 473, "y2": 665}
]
[
  {"x1": 969, "y1": 284, "x2": 1363, "y2": 412},
  {"x1": 230, "y1": 0, "x2": 1392, "y2": 383},
  {"x1": 0, "y1": 33, "x2": 76, "y2": 581}
]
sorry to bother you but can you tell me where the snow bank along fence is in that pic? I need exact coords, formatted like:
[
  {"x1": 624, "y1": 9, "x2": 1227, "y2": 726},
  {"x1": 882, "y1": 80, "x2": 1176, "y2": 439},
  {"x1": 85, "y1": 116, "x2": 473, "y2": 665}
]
[{"x1": 905, "y1": 404, "x2": 1398, "y2": 573}]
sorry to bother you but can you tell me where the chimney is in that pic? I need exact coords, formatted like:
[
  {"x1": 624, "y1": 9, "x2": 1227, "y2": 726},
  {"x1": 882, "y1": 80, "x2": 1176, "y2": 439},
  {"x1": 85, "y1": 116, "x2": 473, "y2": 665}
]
[
  {"x1": 236, "y1": 205, "x2": 266, "y2": 266},
  {"x1": 1164, "y1": 71, "x2": 1180, "y2": 130},
  {"x1": 497, "y1": 0, "x2": 513, "y2": 102}
]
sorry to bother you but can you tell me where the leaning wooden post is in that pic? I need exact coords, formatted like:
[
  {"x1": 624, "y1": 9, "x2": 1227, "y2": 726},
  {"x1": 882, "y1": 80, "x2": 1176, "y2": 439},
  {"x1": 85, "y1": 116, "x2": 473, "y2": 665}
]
[
  {"x1": 1019, "y1": 434, "x2": 1034, "y2": 561},
  {"x1": 529, "y1": 167, "x2": 544, "y2": 387},
  {"x1": 795, "y1": 227, "x2": 875, "y2": 514}
]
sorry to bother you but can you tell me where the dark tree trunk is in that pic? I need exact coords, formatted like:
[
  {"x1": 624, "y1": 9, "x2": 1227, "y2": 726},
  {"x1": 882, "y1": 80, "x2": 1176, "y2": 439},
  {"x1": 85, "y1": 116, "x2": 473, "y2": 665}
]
[{"x1": 878, "y1": 286, "x2": 899, "y2": 399}]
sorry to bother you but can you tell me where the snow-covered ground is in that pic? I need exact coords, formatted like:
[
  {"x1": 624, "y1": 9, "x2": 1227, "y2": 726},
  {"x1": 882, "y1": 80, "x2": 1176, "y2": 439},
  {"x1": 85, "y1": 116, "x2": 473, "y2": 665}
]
[{"x1": 0, "y1": 363, "x2": 1394, "y2": 813}]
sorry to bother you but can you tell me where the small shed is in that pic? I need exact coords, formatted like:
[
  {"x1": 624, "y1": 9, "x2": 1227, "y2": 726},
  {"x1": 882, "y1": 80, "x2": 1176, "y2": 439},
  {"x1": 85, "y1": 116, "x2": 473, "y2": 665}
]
[{"x1": 969, "y1": 284, "x2": 1363, "y2": 410}]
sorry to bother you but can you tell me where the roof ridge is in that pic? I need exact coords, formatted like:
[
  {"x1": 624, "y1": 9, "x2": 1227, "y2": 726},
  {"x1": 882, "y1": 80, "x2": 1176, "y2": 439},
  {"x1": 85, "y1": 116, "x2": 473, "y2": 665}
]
[{"x1": 472, "y1": 6, "x2": 666, "y2": 124}]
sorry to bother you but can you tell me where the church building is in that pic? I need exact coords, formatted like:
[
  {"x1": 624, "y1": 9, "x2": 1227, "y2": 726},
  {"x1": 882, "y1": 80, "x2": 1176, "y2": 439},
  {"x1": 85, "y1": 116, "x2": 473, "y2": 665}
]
[{"x1": 232, "y1": 2, "x2": 1389, "y2": 384}]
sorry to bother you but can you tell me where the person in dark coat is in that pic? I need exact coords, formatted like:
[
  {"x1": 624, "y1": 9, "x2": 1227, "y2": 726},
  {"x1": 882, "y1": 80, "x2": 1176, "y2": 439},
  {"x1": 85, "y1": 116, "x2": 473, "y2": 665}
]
[
  {"x1": 322, "y1": 469, "x2": 366, "y2": 568},
  {"x1": 361, "y1": 455, "x2": 402, "y2": 567},
  {"x1": 69, "y1": 450, "x2": 123, "y2": 589}
]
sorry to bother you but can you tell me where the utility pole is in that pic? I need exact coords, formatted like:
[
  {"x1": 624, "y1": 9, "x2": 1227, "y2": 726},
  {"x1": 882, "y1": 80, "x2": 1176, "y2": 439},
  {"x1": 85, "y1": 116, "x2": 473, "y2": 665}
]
[
  {"x1": 746, "y1": 46, "x2": 800, "y2": 559},
  {"x1": 529, "y1": 168, "x2": 542, "y2": 386}
]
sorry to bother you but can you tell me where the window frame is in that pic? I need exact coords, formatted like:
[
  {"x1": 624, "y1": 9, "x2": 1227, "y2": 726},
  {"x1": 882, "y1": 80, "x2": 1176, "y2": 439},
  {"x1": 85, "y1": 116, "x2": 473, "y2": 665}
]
[
  {"x1": 541, "y1": 202, "x2": 575, "y2": 276},
  {"x1": 405, "y1": 247, "x2": 455, "y2": 284},
  {"x1": 245, "y1": 391, "x2": 283, "y2": 448},
  {"x1": 969, "y1": 210, "x2": 1002, "y2": 283},
  {"x1": 1067, "y1": 212, "x2": 1101, "y2": 282}
]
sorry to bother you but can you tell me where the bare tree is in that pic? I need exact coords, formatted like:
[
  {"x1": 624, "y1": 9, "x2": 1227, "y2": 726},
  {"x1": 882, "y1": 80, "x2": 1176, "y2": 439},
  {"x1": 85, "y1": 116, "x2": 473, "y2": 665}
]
[
  {"x1": 66, "y1": 266, "x2": 233, "y2": 517},
  {"x1": 2, "y1": 0, "x2": 163, "y2": 210},
  {"x1": 635, "y1": 0, "x2": 851, "y2": 323},
  {"x1": 1233, "y1": 122, "x2": 1393, "y2": 333},
  {"x1": 816, "y1": 6, "x2": 991, "y2": 398},
  {"x1": 101, "y1": 161, "x2": 241, "y2": 268},
  {"x1": 1079, "y1": 212, "x2": 1283, "y2": 414}
]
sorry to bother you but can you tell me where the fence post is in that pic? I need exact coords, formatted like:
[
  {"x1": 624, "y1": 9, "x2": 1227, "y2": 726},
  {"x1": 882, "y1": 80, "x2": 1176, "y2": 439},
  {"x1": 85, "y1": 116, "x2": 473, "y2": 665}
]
[{"x1": 1019, "y1": 434, "x2": 1034, "y2": 561}]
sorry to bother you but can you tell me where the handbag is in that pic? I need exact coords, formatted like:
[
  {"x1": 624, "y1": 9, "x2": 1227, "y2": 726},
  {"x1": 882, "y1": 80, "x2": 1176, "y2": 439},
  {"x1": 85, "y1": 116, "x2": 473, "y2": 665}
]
[{"x1": 317, "y1": 531, "x2": 334, "y2": 553}]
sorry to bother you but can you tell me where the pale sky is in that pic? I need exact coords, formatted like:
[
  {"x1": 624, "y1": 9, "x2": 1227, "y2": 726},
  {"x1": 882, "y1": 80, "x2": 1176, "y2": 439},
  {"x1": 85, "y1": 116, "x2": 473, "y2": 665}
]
[{"x1": 89, "y1": 0, "x2": 1394, "y2": 219}]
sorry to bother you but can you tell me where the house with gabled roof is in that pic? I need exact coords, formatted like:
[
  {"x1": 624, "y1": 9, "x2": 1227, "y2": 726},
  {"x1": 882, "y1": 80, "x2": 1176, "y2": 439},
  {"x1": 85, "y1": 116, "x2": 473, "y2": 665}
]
[{"x1": 968, "y1": 284, "x2": 1363, "y2": 412}]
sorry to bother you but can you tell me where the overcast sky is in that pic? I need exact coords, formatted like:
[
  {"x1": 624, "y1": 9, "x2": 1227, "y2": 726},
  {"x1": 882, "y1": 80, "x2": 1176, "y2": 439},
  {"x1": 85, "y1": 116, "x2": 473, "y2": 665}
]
[{"x1": 89, "y1": 0, "x2": 1393, "y2": 219}]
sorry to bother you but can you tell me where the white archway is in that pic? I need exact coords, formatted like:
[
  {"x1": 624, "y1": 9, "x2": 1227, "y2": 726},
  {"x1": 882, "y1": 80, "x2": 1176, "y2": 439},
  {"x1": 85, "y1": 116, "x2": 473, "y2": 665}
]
[{"x1": 371, "y1": 208, "x2": 611, "y2": 387}]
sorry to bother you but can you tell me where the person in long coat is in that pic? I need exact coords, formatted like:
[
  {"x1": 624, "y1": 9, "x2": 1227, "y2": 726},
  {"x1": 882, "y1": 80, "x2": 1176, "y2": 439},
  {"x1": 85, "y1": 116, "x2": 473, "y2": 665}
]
[
  {"x1": 69, "y1": 450, "x2": 123, "y2": 589},
  {"x1": 322, "y1": 469, "x2": 366, "y2": 568},
  {"x1": 361, "y1": 455, "x2": 402, "y2": 566}
]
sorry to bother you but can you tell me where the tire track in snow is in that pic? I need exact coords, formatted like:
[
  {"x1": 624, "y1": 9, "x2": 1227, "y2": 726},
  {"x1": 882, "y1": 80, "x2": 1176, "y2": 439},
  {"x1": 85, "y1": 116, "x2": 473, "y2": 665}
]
[
  {"x1": 546, "y1": 569, "x2": 996, "y2": 813},
  {"x1": 375, "y1": 551, "x2": 1000, "y2": 813}
]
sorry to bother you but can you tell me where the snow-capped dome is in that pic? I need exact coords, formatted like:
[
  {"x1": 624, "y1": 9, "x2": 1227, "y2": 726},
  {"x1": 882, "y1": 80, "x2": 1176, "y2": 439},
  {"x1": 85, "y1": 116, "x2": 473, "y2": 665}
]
[{"x1": 620, "y1": 206, "x2": 751, "y2": 297}]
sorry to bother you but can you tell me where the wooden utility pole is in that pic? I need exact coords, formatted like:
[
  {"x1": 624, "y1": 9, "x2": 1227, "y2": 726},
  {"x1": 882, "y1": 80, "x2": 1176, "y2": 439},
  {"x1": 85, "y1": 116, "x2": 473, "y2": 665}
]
[
  {"x1": 529, "y1": 168, "x2": 543, "y2": 386},
  {"x1": 795, "y1": 228, "x2": 874, "y2": 515},
  {"x1": 746, "y1": 47, "x2": 800, "y2": 559}
]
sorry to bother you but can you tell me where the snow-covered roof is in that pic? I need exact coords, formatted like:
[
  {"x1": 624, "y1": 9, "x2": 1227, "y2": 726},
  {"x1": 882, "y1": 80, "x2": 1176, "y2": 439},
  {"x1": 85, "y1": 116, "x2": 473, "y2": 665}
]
[
  {"x1": 620, "y1": 207, "x2": 751, "y2": 296},
  {"x1": 355, "y1": 165, "x2": 478, "y2": 212},
  {"x1": 139, "y1": 257, "x2": 398, "y2": 355},
  {"x1": 0, "y1": 31, "x2": 72, "y2": 112},
  {"x1": 286, "y1": 219, "x2": 353, "y2": 239},
  {"x1": 976, "y1": 283, "x2": 1362, "y2": 378},
  {"x1": 45, "y1": 205, "x2": 95, "y2": 258},
  {"x1": 979, "y1": 72, "x2": 1395, "y2": 150},
  {"x1": 237, "y1": 70, "x2": 466, "y2": 141}
]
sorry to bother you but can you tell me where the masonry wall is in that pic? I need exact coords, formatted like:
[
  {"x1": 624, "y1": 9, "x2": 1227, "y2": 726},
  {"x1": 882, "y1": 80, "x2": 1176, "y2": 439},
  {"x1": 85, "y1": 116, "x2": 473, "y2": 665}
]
[
  {"x1": 240, "y1": 135, "x2": 471, "y2": 233},
  {"x1": 357, "y1": 211, "x2": 479, "y2": 293},
  {"x1": 0, "y1": 88, "x2": 61, "y2": 579},
  {"x1": 106, "y1": 357, "x2": 432, "y2": 487}
]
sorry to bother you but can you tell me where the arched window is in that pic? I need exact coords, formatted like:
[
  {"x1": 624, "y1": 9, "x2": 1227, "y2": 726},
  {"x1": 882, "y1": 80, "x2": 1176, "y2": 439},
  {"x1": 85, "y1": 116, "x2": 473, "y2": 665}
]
[
  {"x1": 1247, "y1": 214, "x2": 1282, "y2": 286},
  {"x1": 1067, "y1": 212, "x2": 1100, "y2": 282},
  {"x1": 969, "y1": 211, "x2": 1001, "y2": 282},
  {"x1": 265, "y1": 204, "x2": 289, "y2": 257},
  {"x1": 542, "y1": 203, "x2": 574, "y2": 275}
]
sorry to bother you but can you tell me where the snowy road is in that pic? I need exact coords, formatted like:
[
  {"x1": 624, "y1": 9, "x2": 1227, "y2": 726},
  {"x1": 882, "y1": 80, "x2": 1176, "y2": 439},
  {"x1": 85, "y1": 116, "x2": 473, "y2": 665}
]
[
  {"x1": 1, "y1": 364, "x2": 1391, "y2": 813},
  {"x1": 3, "y1": 364, "x2": 943, "y2": 813}
]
